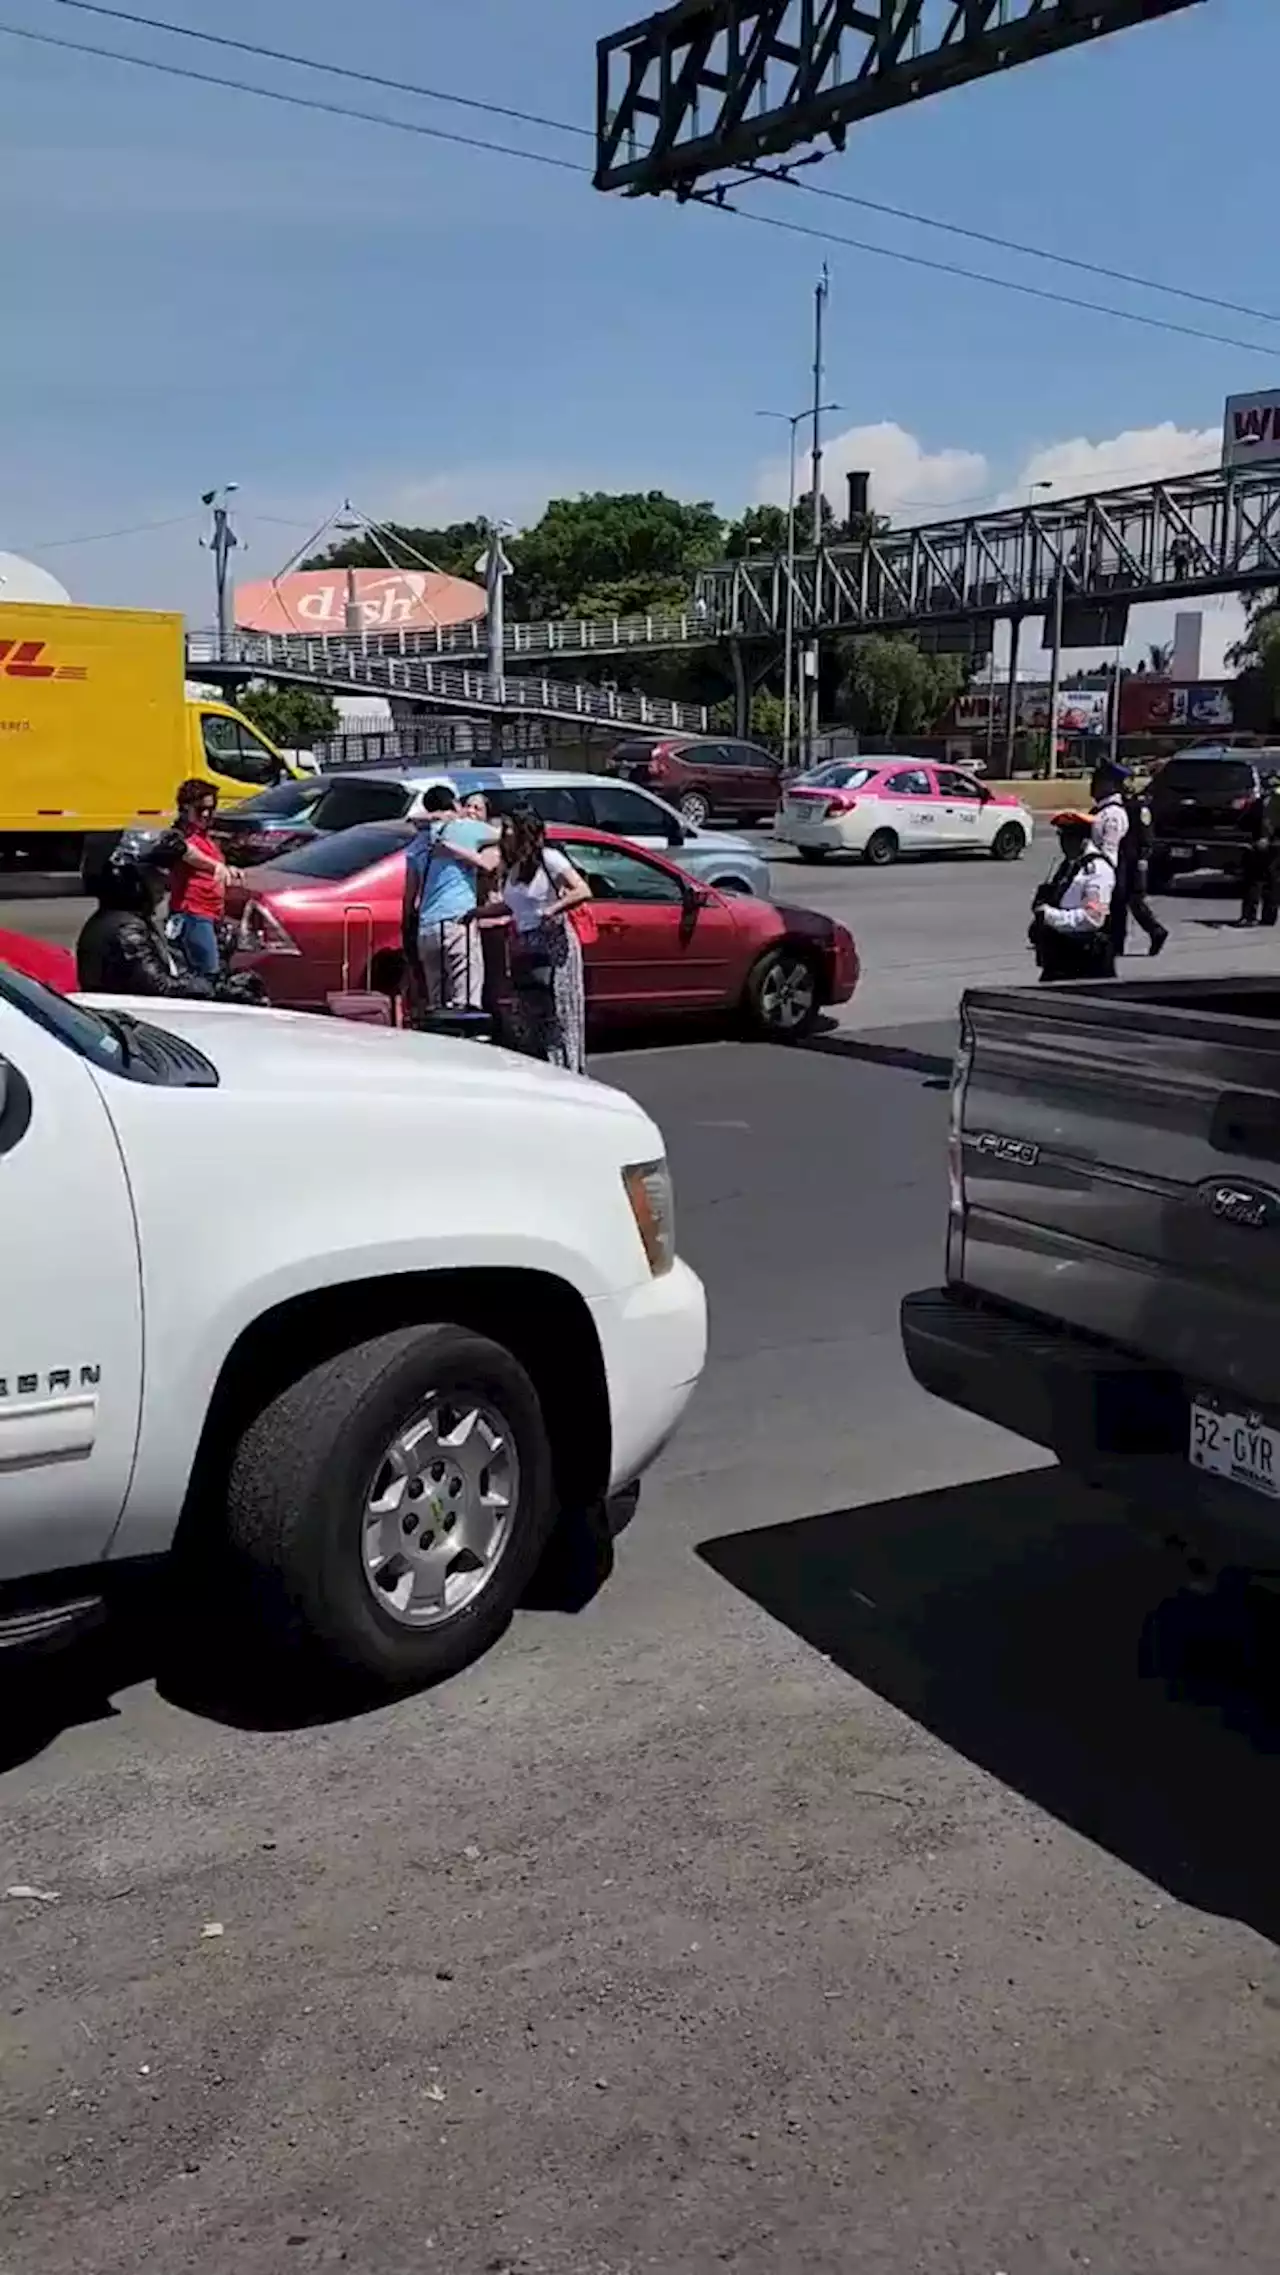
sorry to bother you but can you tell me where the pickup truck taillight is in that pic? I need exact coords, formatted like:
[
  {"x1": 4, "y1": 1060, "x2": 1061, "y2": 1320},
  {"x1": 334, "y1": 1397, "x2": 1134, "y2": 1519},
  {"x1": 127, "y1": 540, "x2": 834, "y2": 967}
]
[
  {"x1": 947, "y1": 1010, "x2": 975, "y2": 1245},
  {"x1": 238, "y1": 901, "x2": 300, "y2": 955}
]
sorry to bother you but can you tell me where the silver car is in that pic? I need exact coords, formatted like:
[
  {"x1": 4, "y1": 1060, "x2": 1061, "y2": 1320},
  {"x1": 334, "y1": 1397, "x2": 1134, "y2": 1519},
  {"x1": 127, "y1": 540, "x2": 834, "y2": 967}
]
[{"x1": 297, "y1": 767, "x2": 774, "y2": 897}]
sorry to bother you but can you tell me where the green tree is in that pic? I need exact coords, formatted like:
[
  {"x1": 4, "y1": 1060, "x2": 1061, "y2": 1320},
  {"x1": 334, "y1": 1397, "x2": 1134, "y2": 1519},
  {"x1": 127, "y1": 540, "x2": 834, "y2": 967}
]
[
  {"x1": 1227, "y1": 591, "x2": 1280, "y2": 730},
  {"x1": 301, "y1": 521, "x2": 487, "y2": 585},
  {"x1": 237, "y1": 682, "x2": 339, "y2": 749},
  {"x1": 512, "y1": 490, "x2": 724, "y2": 620},
  {"x1": 723, "y1": 503, "x2": 790, "y2": 559},
  {"x1": 836, "y1": 636, "x2": 967, "y2": 737}
]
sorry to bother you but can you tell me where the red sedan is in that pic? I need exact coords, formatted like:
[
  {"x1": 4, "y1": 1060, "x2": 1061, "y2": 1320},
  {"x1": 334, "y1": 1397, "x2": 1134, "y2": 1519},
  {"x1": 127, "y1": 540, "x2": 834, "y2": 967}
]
[
  {"x1": 229, "y1": 822, "x2": 858, "y2": 1040},
  {"x1": 0, "y1": 926, "x2": 76, "y2": 993}
]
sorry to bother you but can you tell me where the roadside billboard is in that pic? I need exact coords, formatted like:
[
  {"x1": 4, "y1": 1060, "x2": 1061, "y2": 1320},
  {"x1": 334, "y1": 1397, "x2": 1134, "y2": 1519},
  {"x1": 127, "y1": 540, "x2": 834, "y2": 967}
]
[
  {"x1": 235, "y1": 567, "x2": 485, "y2": 637},
  {"x1": 948, "y1": 686, "x2": 1109, "y2": 734},
  {"x1": 1120, "y1": 678, "x2": 1233, "y2": 733},
  {"x1": 1222, "y1": 390, "x2": 1280, "y2": 472},
  {"x1": 1017, "y1": 685, "x2": 1110, "y2": 735}
]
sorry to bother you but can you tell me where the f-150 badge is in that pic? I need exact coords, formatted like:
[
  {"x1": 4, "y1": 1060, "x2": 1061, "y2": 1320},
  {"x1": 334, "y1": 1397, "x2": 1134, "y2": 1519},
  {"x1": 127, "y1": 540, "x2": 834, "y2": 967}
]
[{"x1": 972, "y1": 1132, "x2": 1040, "y2": 1166}]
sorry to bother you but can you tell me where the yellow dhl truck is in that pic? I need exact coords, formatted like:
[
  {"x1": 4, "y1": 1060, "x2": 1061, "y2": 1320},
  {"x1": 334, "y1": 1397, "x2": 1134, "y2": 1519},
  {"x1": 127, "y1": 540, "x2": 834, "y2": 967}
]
[{"x1": 0, "y1": 602, "x2": 298, "y2": 869}]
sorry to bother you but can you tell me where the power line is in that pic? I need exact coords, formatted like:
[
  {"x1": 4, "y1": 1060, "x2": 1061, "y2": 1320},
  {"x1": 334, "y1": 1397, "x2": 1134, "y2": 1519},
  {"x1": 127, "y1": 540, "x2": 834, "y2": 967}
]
[
  {"x1": 0, "y1": 20, "x2": 585, "y2": 175},
  {"x1": 37, "y1": 0, "x2": 1280, "y2": 333},
  {"x1": 707, "y1": 198, "x2": 1276, "y2": 361},
  {"x1": 788, "y1": 178, "x2": 1280, "y2": 332},
  {"x1": 3, "y1": 17, "x2": 1274, "y2": 360},
  {"x1": 46, "y1": 0, "x2": 593, "y2": 145},
  {"x1": 24, "y1": 509, "x2": 199, "y2": 548}
]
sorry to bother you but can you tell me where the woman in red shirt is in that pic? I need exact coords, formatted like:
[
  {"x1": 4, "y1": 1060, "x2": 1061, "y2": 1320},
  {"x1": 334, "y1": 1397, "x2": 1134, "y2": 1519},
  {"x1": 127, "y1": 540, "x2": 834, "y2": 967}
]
[{"x1": 165, "y1": 778, "x2": 241, "y2": 975}]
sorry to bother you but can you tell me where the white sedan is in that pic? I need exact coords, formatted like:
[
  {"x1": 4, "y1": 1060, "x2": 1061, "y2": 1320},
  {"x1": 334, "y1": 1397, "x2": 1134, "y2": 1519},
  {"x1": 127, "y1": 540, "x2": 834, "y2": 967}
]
[{"x1": 774, "y1": 758, "x2": 1034, "y2": 866}]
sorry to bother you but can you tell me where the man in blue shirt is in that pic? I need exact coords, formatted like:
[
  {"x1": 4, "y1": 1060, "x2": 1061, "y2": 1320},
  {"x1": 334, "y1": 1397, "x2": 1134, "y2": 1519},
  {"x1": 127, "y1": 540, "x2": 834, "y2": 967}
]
[{"x1": 401, "y1": 783, "x2": 498, "y2": 1016}]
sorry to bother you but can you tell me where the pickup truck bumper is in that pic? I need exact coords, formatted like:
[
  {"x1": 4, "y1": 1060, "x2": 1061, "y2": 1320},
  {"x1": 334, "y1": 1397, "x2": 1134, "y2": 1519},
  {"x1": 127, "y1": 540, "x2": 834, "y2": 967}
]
[{"x1": 902, "y1": 1286, "x2": 1280, "y2": 1572}]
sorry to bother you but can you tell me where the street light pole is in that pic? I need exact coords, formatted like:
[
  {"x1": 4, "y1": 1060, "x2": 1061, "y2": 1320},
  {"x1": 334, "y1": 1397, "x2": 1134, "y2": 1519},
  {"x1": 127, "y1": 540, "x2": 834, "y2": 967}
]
[
  {"x1": 1027, "y1": 482, "x2": 1058, "y2": 780},
  {"x1": 757, "y1": 397, "x2": 840, "y2": 776},
  {"x1": 784, "y1": 422, "x2": 798, "y2": 774},
  {"x1": 806, "y1": 266, "x2": 830, "y2": 768},
  {"x1": 810, "y1": 266, "x2": 828, "y2": 551},
  {"x1": 1046, "y1": 557, "x2": 1065, "y2": 782},
  {"x1": 478, "y1": 520, "x2": 514, "y2": 707},
  {"x1": 201, "y1": 484, "x2": 239, "y2": 659}
]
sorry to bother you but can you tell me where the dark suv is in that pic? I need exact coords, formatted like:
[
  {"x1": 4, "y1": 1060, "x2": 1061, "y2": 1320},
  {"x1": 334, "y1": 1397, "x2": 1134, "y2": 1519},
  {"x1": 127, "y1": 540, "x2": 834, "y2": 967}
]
[
  {"x1": 608, "y1": 734, "x2": 782, "y2": 828},
  {"x1": 1148, "y1": 746, "x2": 1280, "y2": 887}
]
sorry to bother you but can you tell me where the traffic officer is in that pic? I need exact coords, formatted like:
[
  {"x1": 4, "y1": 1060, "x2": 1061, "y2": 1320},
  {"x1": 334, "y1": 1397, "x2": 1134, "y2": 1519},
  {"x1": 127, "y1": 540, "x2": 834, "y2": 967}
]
[
  {"x1": 1029, "y1": 813, "x2": 1117, "y2": 983},
  {"x1": 1110, "y1": 774, "x2": 1169, "y2": 958},
  {"x1": 1089, "y1": 759, "x2": 1130, "y2": 868},
  {"x1": 1239, "y1": 768, "x2": 1280, "y2": 927}
]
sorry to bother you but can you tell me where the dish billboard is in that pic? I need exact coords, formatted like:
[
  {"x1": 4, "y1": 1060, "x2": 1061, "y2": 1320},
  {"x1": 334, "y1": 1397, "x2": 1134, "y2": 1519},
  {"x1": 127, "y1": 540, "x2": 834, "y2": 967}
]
[
  {"x1": 235, "y1": 568, "x2": 485, "y2": 638},
  {"x1": 1222, "y1": 390, "x2": 1280, "y2": 472}
]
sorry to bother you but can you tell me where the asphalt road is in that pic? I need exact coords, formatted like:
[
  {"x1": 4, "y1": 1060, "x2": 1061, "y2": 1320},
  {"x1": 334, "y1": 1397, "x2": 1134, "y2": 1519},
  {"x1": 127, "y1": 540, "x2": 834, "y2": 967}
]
[
  {"x1": 3, "y1": 856, "x2": 1280, "y2": 2272},
  {"x1": 6, "y1": 837, "x2": 1276, "y2": 1031}
]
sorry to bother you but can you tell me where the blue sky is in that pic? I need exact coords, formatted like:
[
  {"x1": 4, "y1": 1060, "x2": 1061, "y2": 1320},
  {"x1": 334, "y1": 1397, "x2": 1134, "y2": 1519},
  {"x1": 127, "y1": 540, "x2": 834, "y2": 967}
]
[{"x1": 0, "y1": 0, "x2": 1273, "y2": 670}]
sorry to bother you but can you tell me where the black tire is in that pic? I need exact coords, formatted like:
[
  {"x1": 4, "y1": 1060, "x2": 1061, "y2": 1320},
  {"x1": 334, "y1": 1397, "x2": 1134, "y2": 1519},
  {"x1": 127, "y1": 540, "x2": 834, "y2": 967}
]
[
  {"x1": 678, "y1": 790, "x2": 711, "y2": 828},
  {"x1": 863, "y1": 828, "x2": 898, "y2": 867},
  {"x1": 742, "y1": 944, "x2": 820, "y2": 1040},
  {"x1": 798, "y1": 847, "x2": 828, "y2": 864},
  {"x1": 710, "y1": 874, "x2": 753, "y2": 895},
  {"x1": 222, "y1": 1324, "x2": 557, "y2": 1688},
  {"x1": 990, "y1": 821, "x2": 1026, "y2": 862},
  {"x1": 1148, "y1": 853, "x2": 1174, "y2": 894}
]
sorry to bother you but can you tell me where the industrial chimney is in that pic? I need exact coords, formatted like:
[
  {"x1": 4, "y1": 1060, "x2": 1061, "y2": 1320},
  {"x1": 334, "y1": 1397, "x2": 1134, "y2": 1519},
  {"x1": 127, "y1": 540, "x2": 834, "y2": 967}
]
[{"x1": 846, "y1": 470, "x2": 870, "y2": 533}]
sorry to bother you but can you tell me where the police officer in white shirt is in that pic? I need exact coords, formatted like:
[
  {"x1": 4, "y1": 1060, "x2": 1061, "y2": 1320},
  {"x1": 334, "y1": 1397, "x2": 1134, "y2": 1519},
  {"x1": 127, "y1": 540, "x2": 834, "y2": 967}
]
[
  {"x1": 1031, "y1": 813, "x2": 1117, "y2": 983},
  {"x1": 1089, "y1": 760, "x2": 1130, "y2": 867}
]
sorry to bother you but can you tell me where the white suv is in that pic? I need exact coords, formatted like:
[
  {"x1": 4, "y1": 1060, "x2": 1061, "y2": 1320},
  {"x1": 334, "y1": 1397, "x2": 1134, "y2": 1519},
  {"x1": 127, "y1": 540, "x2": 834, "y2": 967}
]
[
  {"x1": 0, "y1": 966, "x2": 706, "y2": 1690},
  {"x1": 299, "y1": 769, "x2": 774, "y2": 897}
]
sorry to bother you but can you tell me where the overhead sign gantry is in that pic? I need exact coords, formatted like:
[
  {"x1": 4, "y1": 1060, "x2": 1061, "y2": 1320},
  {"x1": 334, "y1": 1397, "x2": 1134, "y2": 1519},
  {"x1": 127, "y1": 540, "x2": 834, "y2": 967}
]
[{"x1": 595, "y1": 0, "x2": 1204, "y2": 198}]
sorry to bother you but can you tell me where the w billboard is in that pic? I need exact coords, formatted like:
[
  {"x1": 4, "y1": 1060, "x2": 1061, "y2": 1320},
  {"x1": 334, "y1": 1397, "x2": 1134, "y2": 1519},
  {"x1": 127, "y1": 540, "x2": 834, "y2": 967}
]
[{"x1": 1223, "y1": 391, "x2": 1280, "y2": 471}]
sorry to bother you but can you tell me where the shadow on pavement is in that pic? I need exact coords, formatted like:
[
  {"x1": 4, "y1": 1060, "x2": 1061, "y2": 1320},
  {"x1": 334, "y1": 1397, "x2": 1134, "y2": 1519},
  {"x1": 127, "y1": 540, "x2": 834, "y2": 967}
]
[
  {"x1": 699, "y1": 1466, "x2": 1280, "y2": 1945},
  {"x1": 0, "y1": 1515, "x2": 619, "y2": 1770},
  {"x1": 800, "y1": 1026, "x2": 954, "y2": 1084}
]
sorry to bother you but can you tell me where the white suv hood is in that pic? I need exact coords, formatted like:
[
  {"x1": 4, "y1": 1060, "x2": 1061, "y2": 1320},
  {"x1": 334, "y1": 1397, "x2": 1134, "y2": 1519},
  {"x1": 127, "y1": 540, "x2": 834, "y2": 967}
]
[{"x1": 79, "y1": 996, "x2": 644, "y2": 1122}]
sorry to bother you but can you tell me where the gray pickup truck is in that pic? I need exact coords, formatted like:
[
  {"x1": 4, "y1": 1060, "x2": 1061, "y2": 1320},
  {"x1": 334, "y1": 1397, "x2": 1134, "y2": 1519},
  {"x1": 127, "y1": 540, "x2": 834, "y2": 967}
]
[{"x1": 902, "y1": 975, "x2": 1280, "y2": 1577}]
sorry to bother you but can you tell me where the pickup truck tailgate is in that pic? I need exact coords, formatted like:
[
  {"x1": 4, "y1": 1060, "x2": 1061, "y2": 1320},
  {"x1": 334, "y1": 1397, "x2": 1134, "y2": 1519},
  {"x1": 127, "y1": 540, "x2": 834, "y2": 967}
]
[{"x1": 954, "y1": 977, "x2": 1280, "y2": 1412}]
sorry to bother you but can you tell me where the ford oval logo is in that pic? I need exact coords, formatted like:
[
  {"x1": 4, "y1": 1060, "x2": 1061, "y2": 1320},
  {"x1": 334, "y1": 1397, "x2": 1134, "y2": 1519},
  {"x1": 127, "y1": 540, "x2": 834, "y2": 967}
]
[{"x1": 1202, "y1": 1180, "x2": 1280, "y2": 1230}]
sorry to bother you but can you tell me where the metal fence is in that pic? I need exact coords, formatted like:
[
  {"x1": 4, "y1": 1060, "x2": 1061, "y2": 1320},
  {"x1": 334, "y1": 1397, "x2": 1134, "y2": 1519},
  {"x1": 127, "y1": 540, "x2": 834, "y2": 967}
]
[{"x1": 185, "y1": 642, "x2": 710, "y2": 733}]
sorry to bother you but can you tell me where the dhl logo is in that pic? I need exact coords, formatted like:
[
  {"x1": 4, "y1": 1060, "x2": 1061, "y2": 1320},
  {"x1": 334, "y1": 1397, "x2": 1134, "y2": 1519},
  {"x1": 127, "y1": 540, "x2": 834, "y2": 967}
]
[{"x1": 0, "y1": 639, "x2": 88, "y2": 682}]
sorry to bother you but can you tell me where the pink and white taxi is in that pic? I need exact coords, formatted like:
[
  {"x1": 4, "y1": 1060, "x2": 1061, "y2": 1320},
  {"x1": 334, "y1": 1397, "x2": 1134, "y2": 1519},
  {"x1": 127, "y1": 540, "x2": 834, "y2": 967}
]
[{"x1": 775, "y1": 759, "x2": 1034, "y2": 866}]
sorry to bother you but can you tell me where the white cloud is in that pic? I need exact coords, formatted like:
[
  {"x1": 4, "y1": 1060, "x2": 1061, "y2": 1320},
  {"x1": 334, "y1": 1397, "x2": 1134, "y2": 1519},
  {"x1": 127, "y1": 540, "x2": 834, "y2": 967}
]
[
  {"x1": 749, "y1": 411, "x2": 1246, "y2": 677},
  {"x1": 755, "y1": 419, "x2": 987, "y2": 523},
  {"x1": 1002, "y1": 421, "x2": 1219, "y2": 507},
  {"x1": 991, "y1": 421, "x2": 1242, "y2": 674}
]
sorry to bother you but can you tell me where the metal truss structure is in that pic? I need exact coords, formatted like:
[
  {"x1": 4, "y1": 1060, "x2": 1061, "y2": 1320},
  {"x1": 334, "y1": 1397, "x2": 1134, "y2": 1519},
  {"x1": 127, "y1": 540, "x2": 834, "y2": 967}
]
[
  {"x1": 594, "y1": 0, "x2": 1201, "y2": 197},
  {"x1": 185, "y1": 641, "x2": 710, "y2": 735},
  {"x1": 693, "y1": 463, "x2": 1280, "y2": 643},
  {"x1": 190, "y1": 465, "x2": 1280, "y2": 689},
  {"x1": 190, "y1": 611, "x2": 710, "y2": 671}
]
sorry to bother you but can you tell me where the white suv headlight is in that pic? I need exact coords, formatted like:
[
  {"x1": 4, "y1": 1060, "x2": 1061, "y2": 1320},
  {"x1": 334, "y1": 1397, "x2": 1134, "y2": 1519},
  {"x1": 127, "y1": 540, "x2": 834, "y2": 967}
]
[{"x1": 622, "y1": 1158, "x2": 675, "y2": 1278}]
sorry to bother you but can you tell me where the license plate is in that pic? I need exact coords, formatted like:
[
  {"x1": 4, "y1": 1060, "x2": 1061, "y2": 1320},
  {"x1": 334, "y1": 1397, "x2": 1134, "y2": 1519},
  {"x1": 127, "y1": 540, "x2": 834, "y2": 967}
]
[{"x1": 1189, "y1": 1398, "x2": 1280, "y2": 1499}]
